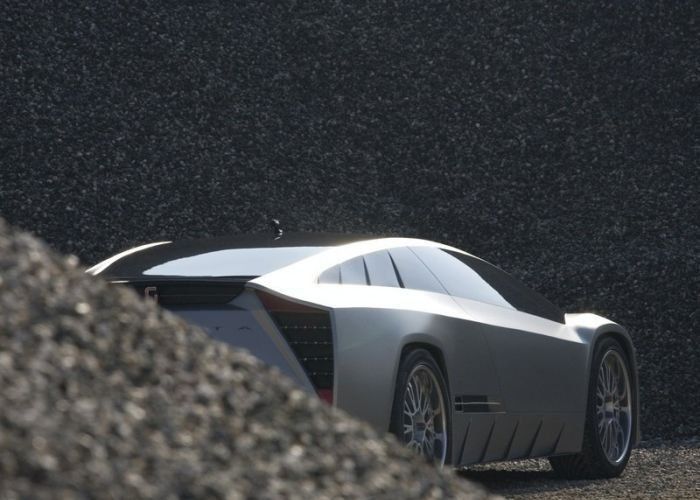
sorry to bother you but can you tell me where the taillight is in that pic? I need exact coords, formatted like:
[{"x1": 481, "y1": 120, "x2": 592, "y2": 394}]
[
  {"x1": 257, "y1": 290, "x2": 334, "y2": 405},
  {"x1": 316, "y1": 389, "x2": 333, "y2": 405}
]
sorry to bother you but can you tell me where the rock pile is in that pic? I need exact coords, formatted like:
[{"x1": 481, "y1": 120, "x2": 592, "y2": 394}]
[{"x1": 0, "y1": 218, "x2": 490, "y2": 499}]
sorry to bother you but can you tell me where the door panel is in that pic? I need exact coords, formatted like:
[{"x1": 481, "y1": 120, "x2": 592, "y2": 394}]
[{"x1": 453, "y1": 297, "x2": 587, "y2": 414}]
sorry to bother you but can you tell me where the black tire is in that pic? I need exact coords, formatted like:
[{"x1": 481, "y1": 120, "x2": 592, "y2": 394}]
[
  {"x1": 389, "y1": 348, "x2": 451, "y2": 466},
  {"x1": 549, "y1": 337, "x2": 635, "y2": 479}
]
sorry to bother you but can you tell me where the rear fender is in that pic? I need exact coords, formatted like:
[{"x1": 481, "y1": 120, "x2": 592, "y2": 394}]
[{"x1": 566, "y1": 313, "x2": 641, "y2": 445}]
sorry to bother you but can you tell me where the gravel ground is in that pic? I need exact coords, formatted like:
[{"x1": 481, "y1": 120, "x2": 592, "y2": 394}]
[
  {"x1": 0, "y1": 217, "x2": 491, "y2": 499},
  {"x1": 1, "y1": 1, "x2": 698, "y2": 441},
  {"x1": 461, "y1": 438, "x2": 700, "y2": 499}
]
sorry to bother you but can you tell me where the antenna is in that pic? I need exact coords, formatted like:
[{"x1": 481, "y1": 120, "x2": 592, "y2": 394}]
[{"x1": 269, "y1": 218, "x2": 283, "y2": 239}]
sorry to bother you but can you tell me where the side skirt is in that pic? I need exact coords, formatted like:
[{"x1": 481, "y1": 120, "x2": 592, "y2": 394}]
[{"x1": 452, "y1": 412, "x2": 584, "y2": 466}]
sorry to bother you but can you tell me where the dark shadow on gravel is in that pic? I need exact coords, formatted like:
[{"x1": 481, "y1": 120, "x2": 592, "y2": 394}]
[
  {"x1": 458, "y1": 442, "x2": 700, "y2": 499},
  {"x1": 459, "y1": 468, "x2": 598, "y2": 496},
  {"x1": 461, "y1": 469, "x2": 557, "y2": 483},
  {"x1": 459, "y1": 470, "x2": 614, "y2": 498}
]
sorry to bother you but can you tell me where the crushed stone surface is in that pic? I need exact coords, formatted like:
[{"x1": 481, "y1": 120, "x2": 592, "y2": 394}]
[{"x1": 461, "y1": 438, "x2": 700, "y2": 499}]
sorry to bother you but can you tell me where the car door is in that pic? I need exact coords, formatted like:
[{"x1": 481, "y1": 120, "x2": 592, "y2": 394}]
[
  {"x1": 317, "y1": 246, "x2": 502, "y2": 460},
  {"x1": 410, "y1": 247, "x2": 589, "y2": 459}
]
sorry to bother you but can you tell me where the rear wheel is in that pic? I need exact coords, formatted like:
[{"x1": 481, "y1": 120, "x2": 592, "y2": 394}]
[
  {"x1": 550, "y1": 337, "x2": 634, "y2": 478},
  {"x1": 390, "y1": 349, "x2": 450, "y2": 466}
]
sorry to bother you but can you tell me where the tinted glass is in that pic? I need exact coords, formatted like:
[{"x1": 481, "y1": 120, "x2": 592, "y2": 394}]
[
  {"x1": 410, "y1": 247, "x2": 512, "y2": 308},
  {"x1": 444, "y1": 250, "x2": 564, "y2": 323},
  {"x1": 364, "y1": 250, "x2": 400, "y2": 287},
  {"x1": 339, "y1": 256, "x2": 368, "y2": 285},
  {"x1": 318, "y1": 265, "x2": 341, "y2": 284},
  {"x1": 141, "y1": 247, "x2": 324, "y2": 277},
  {"x1": 388, "y1": 247, "x2": 445, "y2": 293},
  {"x1": 90, "y1": 233, "x2": 369, "y2": 279}
]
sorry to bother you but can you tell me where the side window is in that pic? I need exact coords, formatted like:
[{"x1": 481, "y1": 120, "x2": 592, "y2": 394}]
[
  {"x1": 318, "y1": 265, "x2": 341, "y2": 284},
  {"x1": 339, "y1": 256, "x2": 368, "y2": 285},
  {"x1": 444, "y1": 250, "x2": 564, "y2": 323},
  {"x1": 364, "y1": 250, "x2": 400, "y2": 287},
  {"x1": 388, "y1": 247, "x2": 445, "y2": 294},
  {"x1": 409, "y1": 247, "x2": 512, "y2": 309}
]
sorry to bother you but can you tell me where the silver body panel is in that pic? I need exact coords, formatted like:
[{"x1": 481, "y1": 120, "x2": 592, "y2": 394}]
[
  {"x1": 92, "y1": 235, "x2": 639, "y2": 466},
  {"x1": 248, "y1": 238, "x2": 639, "y2": 465}
]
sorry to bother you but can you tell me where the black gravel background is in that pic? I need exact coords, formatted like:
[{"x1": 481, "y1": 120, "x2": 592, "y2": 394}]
[
  {"x1": 0, "y1": 217, "x2": 492, "y2": 499},
  {"x1": 1, "y1": 1, "x2": 698, "y2": 440}
]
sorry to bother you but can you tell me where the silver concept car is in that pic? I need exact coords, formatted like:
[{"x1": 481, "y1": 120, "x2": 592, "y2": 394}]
[{"x1": 88, "y1": 232, "x2": 639, "y2": 478}]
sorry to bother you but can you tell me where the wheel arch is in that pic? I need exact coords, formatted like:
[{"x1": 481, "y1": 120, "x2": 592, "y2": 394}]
[
  {"x1": 394, "y1": 339, "x2": 452, "y2": 436},
  {"x1": 399, "y1": 341, "x2": 450, "y2": 394},
  {"x1": 393, "y1": 339, "x2": 453, "y2": 465}
]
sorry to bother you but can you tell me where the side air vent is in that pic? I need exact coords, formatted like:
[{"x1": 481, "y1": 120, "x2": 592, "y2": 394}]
[
  {"x1": 454, "y1": 395, "x2": 503, "y2": 413},
  {"x1": 257, "y1": 291, "x2": 334, "y2": 404},
  {"x1": 124, "y1": 281, "x2": 246, "y2": 305}
]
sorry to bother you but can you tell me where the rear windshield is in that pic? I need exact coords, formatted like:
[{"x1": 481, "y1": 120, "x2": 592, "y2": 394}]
[{"x1": 141, "y1": 247, "x2": 324, "y2": 277}]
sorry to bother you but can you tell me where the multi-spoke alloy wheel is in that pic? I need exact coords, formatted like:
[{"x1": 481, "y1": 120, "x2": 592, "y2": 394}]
[
  {"x1": 390, "y1": 349, "x2": 450, "y2": 466},
  {"x1": 549, "y1": 337, "x2": 636, "y2": 479},
  {"x1": 402, "y1": 365, "x2": 448, "y2": 464},
  {"x1": 596, "y1": 349, "x2": 632, "y2": 464}
]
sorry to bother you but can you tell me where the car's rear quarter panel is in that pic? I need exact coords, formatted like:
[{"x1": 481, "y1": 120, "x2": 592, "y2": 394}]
[{"x1": 331, "y1": 304, "x2": 501, "y2": 434}]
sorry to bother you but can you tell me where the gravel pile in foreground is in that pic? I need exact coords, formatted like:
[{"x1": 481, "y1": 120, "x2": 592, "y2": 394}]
[
  {"x1": 0, "y1": 218, "x2": 491, "y2": 499},
  {"x1": 461, "y1": 438, "x2": 700, "y2": 499}
]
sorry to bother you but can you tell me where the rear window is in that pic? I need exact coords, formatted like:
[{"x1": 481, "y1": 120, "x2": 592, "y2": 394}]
[
  {"x1": 318, "y1": 247, "x2": 445, "y2": 294},
  {"x1": 364, "y1": 251, "x2": 400, "y2": 287},
  {"x1": 388, "y1": 247, "x2": 445, "y2": 293},
  {"x1": 142, "y1": 247, "x2": 324, "y2": 277},
  {"x1": 318, "y1": 250, "x2": 401, "y2": 287},
  {"x1": 443, "y1": 250, "x2": 565, "y2": 323},
  {"x1": 339, "y1": 256, "x2": 368, "y2": 285},
  {"x1": 410, "y1": 247, "x2": 513, "y2": 308}
]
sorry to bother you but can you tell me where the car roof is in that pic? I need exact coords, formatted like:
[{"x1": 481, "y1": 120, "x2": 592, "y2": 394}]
[{"x1": 88, "y1": 232, "x2": 385, "y2": 279}]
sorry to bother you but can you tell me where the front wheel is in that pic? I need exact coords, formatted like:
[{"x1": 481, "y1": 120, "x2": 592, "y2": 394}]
[
  {"x1": 390, "y1": 349, "x2": 450, "y2": 466},
  {"x1": 550, "y1": 337, "x2": 635, "y2": 478}
]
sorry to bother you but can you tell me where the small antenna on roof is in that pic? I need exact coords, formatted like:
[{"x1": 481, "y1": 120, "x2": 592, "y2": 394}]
[{"x1": 269, "y1": 218, "x2": 283, "y2": 239}]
